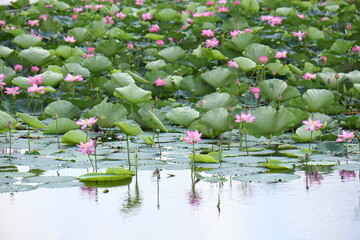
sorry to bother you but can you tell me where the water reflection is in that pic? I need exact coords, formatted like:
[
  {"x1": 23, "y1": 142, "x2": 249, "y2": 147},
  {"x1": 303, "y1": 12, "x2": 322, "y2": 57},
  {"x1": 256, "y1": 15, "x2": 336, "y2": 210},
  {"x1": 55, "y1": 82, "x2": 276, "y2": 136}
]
[
  {"x1": 339, "y1": 170, "x2": 356, "y2": 180},
  {"x1": 120, "y1": 176, "x2": 142, "y2": 214},
  {"x1": 79, "y1": 185, "x2": 98, "y2": 201}
]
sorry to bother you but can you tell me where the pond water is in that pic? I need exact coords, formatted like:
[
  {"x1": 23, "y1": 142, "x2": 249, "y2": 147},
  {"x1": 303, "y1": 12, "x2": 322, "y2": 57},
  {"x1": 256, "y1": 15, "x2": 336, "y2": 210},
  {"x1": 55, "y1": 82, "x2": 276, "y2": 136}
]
[{"x1": 0, "y1": 168, "x2": 359, "y2": 240}]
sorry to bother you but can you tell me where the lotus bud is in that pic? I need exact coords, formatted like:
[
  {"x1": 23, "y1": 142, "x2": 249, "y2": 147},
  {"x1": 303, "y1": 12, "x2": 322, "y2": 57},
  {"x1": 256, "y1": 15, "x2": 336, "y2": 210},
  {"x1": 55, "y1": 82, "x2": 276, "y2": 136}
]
[
  {"x1": 229, "y1": 124, "x2": 233, "y2": 130},
  {"x1": 235, "y1": 79, "x2": 240, "y2": 86},
  {"x1": 7, "y1": 121, "x2": 12, "y2": 130},
  {"x1": 335, "y1": 73, "x2": 339, "y2": 79},
  {"x1": 227, "y1": 106, "x2": 231, "y2": 112},
  {"x1": 199, "y1": 99, "x2": 204, "y2": 107},
  {"x1": 277, "y1": 95, "x2": 283, "y2": 101}
]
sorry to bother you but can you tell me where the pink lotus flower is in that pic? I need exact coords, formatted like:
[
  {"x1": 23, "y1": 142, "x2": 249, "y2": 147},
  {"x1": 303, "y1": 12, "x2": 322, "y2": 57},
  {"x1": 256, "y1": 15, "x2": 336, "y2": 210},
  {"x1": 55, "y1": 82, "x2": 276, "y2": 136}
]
[
  {"x1": 142, "y1": 12, "x2": 153, "y2": 21},
  {"x1": 116, "y1": 12, "x2": 126, "y2": 19},
  {"x1": 345, "y1": 24, "x2": 352, "y2": 30},
  {"x1": 193, "y1": 11, "x2": 214, "y2": 17},
  {"x1": 352, "y1": 45, "x2": 360, "y2": 53},
  {"x1": 156, "y1": 40, "x2": 164, "y2": 46},
  {"x1": 201, "y1": 29, "x2": 214, "y2": 38},
  {"x1": 77, "y1": 140, "x2": 95, "y2": 155},
  {"x1": 183, "y1": 130, "x2": 202, "y2": 144},
  {"x1": 72, "y1": 14, "x2": 78, "y2": 20},
  {"x1": 31, "y1": 66, "x2": 40, "y2": 73},
  {"x1": 149, "y1": 24, "x2": 161, "y2": 32},
  {"x1": 93, "y1": 4, "x2": 104, "y2": 11},
  {"x1": 73, "y1": 7, "x2": 83, "y2": 13},
  {"x1": 292, "y1": 31, "x2": 306, "y2": 41},
  {"x1": 76, "y1": 117, "x2": 98, "y2": 130},
  {"x1": 135, "y1": 0, "x2": 144, "y2": 6},
  {"x1": 303, "y1": 72, "x2": 316, "y2": 80},
  {"x1": 83, "y1": 53, "x2": 95, "y2": 58},
  {"x1": 0, "y1": 20, "x2": 6, "y2": 26},
  {"x1": 297, "y1": 14, "x2": 305, "y2": 19},
  {"x1": 64, "y1": 36, "x2": 76, "y2": 43},
  {"x1": 28, "y1": 20, "x2": 40, "y2": 27},
  {"x1": 275, "y1": 50, "x2": 288, "y2": 59},
  {"x1": 4, "y1": 86, "x2": 20, "y2": 95},
  {"x1": 206, "y1": 1, "x2": 214, "y2": 6},
  {"x1": 204, "y1": 37, "x2": 219, "y2": 48},
  {"x1": 154, "y1": 78, "x2": 166, "y2": 87},
  {"x1": 0, "y1": 73, "x2": 6, "y2": 88},
  {"x1": 64, "y1": 74, "x2": 84, "y2": 82},
  {"x1": 320, "y1": 56, "x2": 327, "y2": 63},
  {"x1": 27, "y1": 84, "x2": 45, "y2": 94},
  {"x1": 269, "y1": 16, "x2": 282, "y2": 26},
  {"x1": 303, "y1": 118, "x2": 323, "y2": 131},
  {"x1": 28, "y1": 75, "x2": 44, "y2": 85},
  {"x1": 14, "y1": 64, "x2": 23, "y2": 72},
  {"x1": 228, "y1": 60, "x2": 239, "y2": 68},
  {"x1": 103, "y1": 16, "x2": 114, "y2": 24},
  {"x1": 321, "y1": 17, "x2": 329, "y2": 21},
  {"x1": 230, "y1": 30, "x2": 244, "y2": 38},
  {"x1": 251, "y1": 87, "x2": 260, "y2": 99},
  {"x1": 234, "y1": 1, "x2": 240, "y2": 5},
  {"x1": 127, "y1": 43, "x2": 134, "y2": 50},
  {"x1": 235, "y1": 112, "x2": 256, "y2": 123},
  {"x1": 217, "y1": 6, "x2": 229, "y2": 13},
  {"x1": 218, "y1": 0, "x2": 227, "y2": 4},
  {"x1": 39, "y1": 14, "x2": 50, "y2": 20},
  {"x1": 87, "y1": 47, "x2": 95, "y2": 53},
  {"x1": 259, "y1": 56, "x2": 268, "y2": 64},
  {"x1": 336, "y1": 130, "x2": 355, "y2": 142}
]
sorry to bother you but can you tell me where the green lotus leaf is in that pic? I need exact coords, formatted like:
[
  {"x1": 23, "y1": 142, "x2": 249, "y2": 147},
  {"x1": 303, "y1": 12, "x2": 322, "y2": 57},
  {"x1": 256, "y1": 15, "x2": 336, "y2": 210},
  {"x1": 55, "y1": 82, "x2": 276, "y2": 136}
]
[
  {"x1": 55, "y1": 45, "x2": 84, "y2": 59},
  {"x1": 334, "y1": 164, "x2": 360, "y2": 171},
  {"x1": 0, "y1": 111, "x2": 18, "y2": 132},
  {"x1": 125, "y1": 70, "x2": 150, "y2": 84},
  {"x1": 145, "y1": 33, "x2": 165, "y2": 40},
  {"x1": 158, "y1": 46, "x2": 185, "y2": 63},
  {"x1": 141, "y1": 134, "x2": 155, "y2": 145},
  {"x1": 180, "y1": 75, "x2": 213, "y2": 96},
  {"x1": 240, "y1": 0, "x2": 260, "y2": 13},
  {"x1": 225, "y1": 33, "x2": 261, "y2": 52},
  {"x1": 0, "y1": 46, "x2": 14, "y2": 58},
  {"x1": 307, "y1": 27, "x2": 325, "y2": 40},
  {"x1": 316, "y1": 72, "x2": 348, "y2": 90},
  {"x1": 114, "y1": 84, "x2": 152, "y2": 104},
  {"x1": 233, "y1": 57, "x2": 256, "y2": 72},
  {"x1": 263, "y1": 159, "x2": 293, "y2": 170},
  {"x1": 275, "y1": 7, "x2": 295, "y2": 16},
  {"x1": 246, "y1": 106, "x2": 295, "y2": 139},
  {"x1": 222, "y1": 17, "x2": 249, "y2": 31},
  {"x1": 157, "y1": 8, "x2": 180, "y2": 22},
  {"x1": 201, "y1": 107, "x2": 231, "y2": 134},
  {"x1": 210, "y1": 49, "x2": 228, "y2": 60},
  {"x1": 13, "y1": 34, "x2": 42, "y2": 49},
  {"x1": 70, "y1": 27, "x2": 90, "y2": 43},
  {"x1": 347, "y1": 70, "x2": 360, "y2": 84},
  {"x1": 0, "y1": 65, "x2": 16, "y2": 84},
  {"x1": 259, "y1": 79, "x2": 300, "y2": 102},
  {"x1": 106, "y1": 167, "x2": 135, "y2": 176},
  {"x1": 145, "y1": 60, "x2": 167, "y2": 71},
  {"x1": 330, "y1": 40, "x2": 353, "y2": 54},
  {"x1": 148, "y1": 110, "x2": 168, "y2": 132},
  {"x1": 200, "y1": 92, "x2": 236, "y2": 111},
  {"x1": 11, "y1": 0, "x2": 29, "y2": 9},
  {"x1": 266, "y1": 60, "x2": 290, "y2": 75},
  {"x1": 189, "y1": 154, "x2": 218, "y2": 163},
  {"x1": 166, "y1": 107, "x2": 200, "y2": 127},
  {"x1": 114, "y1": 122, "x2": 143, "y2": 136},
  {"x1": 43, "y1": 118, "x2": 79, "y2": 134},
  {"x1": 292, "y1": 125, "x2": 322, "y2": 143},
  {"x1": 85, "y1": 100, "x2": 128, "y2": 128},
  {"x1": 16, "y1": 113, "x2": 46, "y2": 128},
  {"x1": 12, "y1": 77, "x2": 31, "y2": 89},
  {"x1": 18, "y1": 47, "x2": 54, "y2": 66},
  {"x1": 41, "y1": 100, "x2": 82, "y2": 119},
  {"x1": 302, "y1": 89, "x2": 334, "y2": 112},
  {"x1": 200, "y1": 67, "x2": 236, "y2": 88},
  {"x1": 233, "y1": 173, "x2": 300, "y2": 182},
  {"x1": 61, "y1": 130, "x2": 87, "y2": 145},
  {"x1": 39, "y1": 70, "x2": 64, "y2": 86},
  {"x1": 307, "y1": 161, "x2": 337, "y2": 166},
  {"x1": 134, "y1": 108, "x2": 167, "y2": 131},
  {"x1": 96, "y1": 39, "x2": 122, "y2": 56},
  {"x1": 83, "y1": 55, "x2": 113, "y2": 72},
  {"x1": 244, "y1": 43, "x2": 275, "y2": 64},
  {"x1": 78, "y1": 173, "x2": 133, "y2": 182},
  {"x1": 317, "y1": 141, "x2": 346, "y2": 153},
  {"x1": 61, "y1": 63, "x2": 91, "y2": 78}
]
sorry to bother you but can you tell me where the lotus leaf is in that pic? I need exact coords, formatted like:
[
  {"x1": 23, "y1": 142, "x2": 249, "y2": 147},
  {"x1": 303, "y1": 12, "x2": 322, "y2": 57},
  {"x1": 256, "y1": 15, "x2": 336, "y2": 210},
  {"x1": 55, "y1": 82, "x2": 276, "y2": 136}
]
[
  {"x1": 292, "y1": 125, "x2": 322, "y2": 143},
  {"x1": 12, "y1": 77, "x2": 31, "y2": 89},
  {"x1": 114, "y1": 84, "x2": 152, "y2": 104},
  {"x1": 233, "y1": 173, "x2": 300, "y2": 182},
  {"x1": 43, "y1": 118, "x2": 79, "y2": 134},
  {"x1": 39, "y1": 71, "x2": 64, "y2": 86},
  {"x1": 145, "y1": 33, "x2": 165, "y2": 40},
  {"x1": 18, "y1": 47, "x2": 54, "y2": 66},
  {"x1": 166, "y1": 107, "x2": 200, "y2": 127},
  {"x1": 158, "y1": 46, "x2": 185, "y2": 63},
  {"x1": 78, "y1": 173, "x2": 133, "y2": 182},
  {"x1": 41, "y1": 100, "x2": 81, "y2": 119},
  {"x1": 0, "y1": 46, "x2": 14, "y2": 58},
  {"x1": 96, "y1": 39, "x2": 122, "y2": 56},
  {"x1": 62, "y1": 130, "x2": 88, "y2": 145},
  {"x1": 115, "y1": 122, "x2": 143, "y2": 136},
  {"x1": 330, "y1": 40, "x2": 353, "y2": 54},
  {"x1": 147, "y1": 110, "x2": 168, "y2": 132},
  {"x1": 83, "y1": 55, "x2": 113, "y2": 72},
  {"x1": 0, "y1": 111, "x2": 18, "y2": 132},
  {"x1": 244, "y1": 43, "x2": 275, "y2": 64},
  {"x1": 70, "y1": 27, "x2": 90, "y2": 43},
  {"x1": 157, "y1": 8, "x2": 180, "y2": 22},
  {"x1": 246, "y1": 106, "x2": 295, "y2": 139},
  {"x1": 263, "y1": 159, "x2": 293, "y2": 170},
  {"x1": 189, "y1": 154, "x2": 218, "y2": 163},
  {"x1": 17, "y1": 113, "x2": 46, "y2": 128},
  {"x1": 225, "y1": 33, "x2": 261, "y2": 52},
  {"x1": 13, "y1": 34, "x2": 42, "y2": 49},
  {"x1": 201, "y1": 107, "x2": 231, "y2": 134},
  {"x1": 125, "y1": 70, "x2": 150, "y2": 84},
  {"x1": 106, "y1": 167, "x2": 135, "y2": 176},
  {"x1": 199, "y1": 92, "x2": 236, "y2": 111},
  {"x1": 85, "y1": 101, "x2": 128, "y2": 128},
  {"x1": 200, "y1": 67, "x2": 236, "y2": 88},
  {"x1": 302, "y1": 89, "x2": 334, "y2": 112},
  {"x1": 62, "y1": 63, "x2": 91, "y2": 78},
  {"x1": 233, "y1": 57, "x2": 257, "y2": 72},
  {"x1": 55, "y1": 45, "x2": 84, "y2": 59}
]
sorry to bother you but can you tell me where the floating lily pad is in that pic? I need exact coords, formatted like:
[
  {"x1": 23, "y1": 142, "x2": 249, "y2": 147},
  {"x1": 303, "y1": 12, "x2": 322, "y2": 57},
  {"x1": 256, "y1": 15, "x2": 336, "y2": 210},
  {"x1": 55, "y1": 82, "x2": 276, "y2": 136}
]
[
  {"x1": 233, "y1": 173, "x2": 300, "y2": 183},
  {"x1": 0, "y1": 184, "x2": 37, "y2": 193},
  {"x1": 78, "y1": 173, "x2": 133, "y2": 182},
  {"x1": 334, "y1": 164, "x2": 360, "y2": 171}
]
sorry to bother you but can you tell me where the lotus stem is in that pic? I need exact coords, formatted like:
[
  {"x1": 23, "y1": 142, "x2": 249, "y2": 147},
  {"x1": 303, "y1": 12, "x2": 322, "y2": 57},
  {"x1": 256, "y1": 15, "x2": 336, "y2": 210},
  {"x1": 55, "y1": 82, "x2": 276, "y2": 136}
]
[
  {"x1": 8, "y1": 128, "x2": 12, "y2": 159},
  {"x1": 308, "y1": 131, "x2": 313, "y2": 151},
  {"x1": 192, "y1": 142, "x2": 195, "y2": 171},
  {"x1": 126, "y1": 134, "x2": 131, "y2": 170},
  {"x1": 94, "y1": 140, "x2": 97, "y2": 173},
  {"x1": 239, "y1": 124, "x2": 243, "y2": 151},
  {"x1": 27, "y1": 128, "x2": 31, "y2": 152},
  {"x1": 55, "y1": 116, "x2": 60, "y2": 149},
  {"x1": 244, "y1": 131, "x2": 249, "y2": 155},
  {"x1": 87, "y1": 154, "x2": 95, "y2": 172},
  {"x1": 156, "y1": 130, "x2": 162, "y2": 157}
]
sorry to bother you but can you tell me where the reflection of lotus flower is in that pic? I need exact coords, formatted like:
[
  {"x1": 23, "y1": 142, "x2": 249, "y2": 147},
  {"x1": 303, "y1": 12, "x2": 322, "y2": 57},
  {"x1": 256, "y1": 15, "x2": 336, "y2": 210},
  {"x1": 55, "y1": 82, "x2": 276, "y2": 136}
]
[
  {"x1": 188, "y1": 189, "x2": 202, "y2": 206},
  {"x1": 183, "y1": 130, "x2": 202, "y2": 144},
  {"x1": 302, "y1": 118, "x2": 323, "y2": 131},
  {"x1": 339, "y1": 170, "x2": 356, "y2": 179},
  {"x1": 336, "y1": 130, "x2": 355, "y2": 142},
  {"x1": 308, "y1": 171, "x2": 324, "y2": 185}
]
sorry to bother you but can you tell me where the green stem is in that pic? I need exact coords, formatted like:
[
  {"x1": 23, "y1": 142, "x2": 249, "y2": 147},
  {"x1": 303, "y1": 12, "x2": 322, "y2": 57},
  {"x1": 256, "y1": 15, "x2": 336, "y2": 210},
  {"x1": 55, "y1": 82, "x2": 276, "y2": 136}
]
[
  {"x1": 87, "y1": 154, "x2": 95, "y2": 172},
  {"x1": 9, "y1": 129, "x2": 12, "y2": 159},
  {"x1": 239, "y1": 124, "x2": 243, "y2": 151},
  {"x1": 27, "y1": 128, "x2": 31, "y2": 152},
  {"x1": 126, "y1": 135, "x2": 131, "y2": 170},
  {"x1": 192, "y1": 142, "x2": 195, "y2": 171},
  {"x1": 94, "y1": 141, "x2": 97, "y2": 173},
  {"x1": 55, "y1": 117, "x2": 60, "y2": 149},
  {"x1": 308, "y1": 131, "x2": 313, "y2": 151},
  {"x1": 244, "y1": 131, "x2": 249, "y2": 155}
]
